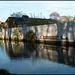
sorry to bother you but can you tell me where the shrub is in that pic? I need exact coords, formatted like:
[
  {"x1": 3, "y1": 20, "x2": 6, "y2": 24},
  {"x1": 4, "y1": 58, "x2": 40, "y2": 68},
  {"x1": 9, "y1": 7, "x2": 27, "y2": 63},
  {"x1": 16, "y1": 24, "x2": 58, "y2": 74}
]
[{"x1": 25, "y1": 30, "x2": 36, "y2": 41}]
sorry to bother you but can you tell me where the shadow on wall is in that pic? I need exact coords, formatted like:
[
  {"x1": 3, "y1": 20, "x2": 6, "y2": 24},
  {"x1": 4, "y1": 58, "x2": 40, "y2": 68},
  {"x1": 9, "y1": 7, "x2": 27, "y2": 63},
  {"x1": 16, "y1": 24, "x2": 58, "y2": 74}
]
[
  {"x1": 4, "y1": 27, "x2": 12, "y2": 41},
  {"x1": 3, "y1": 22, "x2": 75, "y2": 46},
  {"x1": 57, "y1": 22, "x2": 75, "y2": 46},
  {"x1": 57, "y1": 22, "x2": 75, "y2": 40},
  {"x1": 35, "y1": 22, "x2": 75, "y2": 46}
]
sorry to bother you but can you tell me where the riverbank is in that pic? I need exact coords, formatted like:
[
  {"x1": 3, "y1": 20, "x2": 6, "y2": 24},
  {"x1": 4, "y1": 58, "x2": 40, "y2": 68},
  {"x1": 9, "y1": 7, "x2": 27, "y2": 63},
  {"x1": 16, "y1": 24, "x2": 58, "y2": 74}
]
[
  {"x1": 0, "y1": 69, "x2": 16, "y2": 75},
  {"x1": 35, "y1": 40, "x2": 75, "y2": 47},
  {"x1": 0, "y1": 38, "x2": 75, "y2": 47}
]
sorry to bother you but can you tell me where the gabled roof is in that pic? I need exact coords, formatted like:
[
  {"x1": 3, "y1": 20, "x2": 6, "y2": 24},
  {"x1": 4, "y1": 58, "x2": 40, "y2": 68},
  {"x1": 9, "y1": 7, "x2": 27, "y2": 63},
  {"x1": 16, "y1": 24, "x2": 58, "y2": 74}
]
[
  {"x1": 4, "y1": 15, "x2": 29, "y2": 28},
  {"x1": 6, "y1": 15, "x2": 29, "y2": 24},
  {"x1": 7, "y1": 17, "x2": 25, "y2": 24}
]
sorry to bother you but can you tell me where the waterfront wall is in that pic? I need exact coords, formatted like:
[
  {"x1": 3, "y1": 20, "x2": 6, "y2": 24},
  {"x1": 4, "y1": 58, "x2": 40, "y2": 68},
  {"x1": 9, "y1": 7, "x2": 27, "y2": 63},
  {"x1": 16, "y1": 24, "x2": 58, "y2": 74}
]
[{"x1": 1, "y1": 22, "x2": 75, "y2": 42}]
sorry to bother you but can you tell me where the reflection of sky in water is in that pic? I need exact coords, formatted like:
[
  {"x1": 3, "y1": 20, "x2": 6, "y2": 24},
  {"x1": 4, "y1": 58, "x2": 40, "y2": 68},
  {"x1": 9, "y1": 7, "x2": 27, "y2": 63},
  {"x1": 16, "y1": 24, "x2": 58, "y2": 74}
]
[{"x1": 0, "y1": 40, "x2": 75, "y2": 74}]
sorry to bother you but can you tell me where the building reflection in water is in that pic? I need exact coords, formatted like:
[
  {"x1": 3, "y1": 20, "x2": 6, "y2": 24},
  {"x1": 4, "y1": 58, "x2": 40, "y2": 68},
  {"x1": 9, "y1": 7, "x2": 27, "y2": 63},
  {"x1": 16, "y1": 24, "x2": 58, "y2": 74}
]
[{"x1": 0, "y1": 40, "x2": 75, "y2": 67}]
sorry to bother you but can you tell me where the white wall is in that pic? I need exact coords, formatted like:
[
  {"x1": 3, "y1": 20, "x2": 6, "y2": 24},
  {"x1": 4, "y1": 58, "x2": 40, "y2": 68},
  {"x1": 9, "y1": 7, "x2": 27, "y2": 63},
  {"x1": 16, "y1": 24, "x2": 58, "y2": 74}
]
[{"x1": 1, "y1": 22, "x2": 75, "y2": 42}]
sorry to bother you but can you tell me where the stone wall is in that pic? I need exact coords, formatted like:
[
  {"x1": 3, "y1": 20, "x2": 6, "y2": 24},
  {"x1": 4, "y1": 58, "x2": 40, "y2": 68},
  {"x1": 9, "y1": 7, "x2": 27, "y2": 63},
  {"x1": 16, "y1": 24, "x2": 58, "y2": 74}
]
[
  {"x1": 27, "y1": 22, "x2": 75, "y2": 42},
  {"x1": 0, "y1": 22, "x2": 75, "y2": 42}
]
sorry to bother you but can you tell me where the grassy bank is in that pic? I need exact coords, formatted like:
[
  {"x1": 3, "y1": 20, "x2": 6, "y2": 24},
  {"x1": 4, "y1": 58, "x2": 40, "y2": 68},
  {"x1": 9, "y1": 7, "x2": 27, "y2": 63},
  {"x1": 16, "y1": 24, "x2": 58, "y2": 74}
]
[
  {"x1": 0, "y1": 38, "x2": 75, "y2": 47},
  {"x1": 35, "y1": 40, "x2": 75, "y2": 47}
]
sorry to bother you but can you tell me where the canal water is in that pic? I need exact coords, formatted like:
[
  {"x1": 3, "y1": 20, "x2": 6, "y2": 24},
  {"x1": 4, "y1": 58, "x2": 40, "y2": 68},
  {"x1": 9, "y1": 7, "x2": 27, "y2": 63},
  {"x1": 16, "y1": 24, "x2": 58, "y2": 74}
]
[{"x1": 0, "y1": 40, "x2": 75, "y2": 74}]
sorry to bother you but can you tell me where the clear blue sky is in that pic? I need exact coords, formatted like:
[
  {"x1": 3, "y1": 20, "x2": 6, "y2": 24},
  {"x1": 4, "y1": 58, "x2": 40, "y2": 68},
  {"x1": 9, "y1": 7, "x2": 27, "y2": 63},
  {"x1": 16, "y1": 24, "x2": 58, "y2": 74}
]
[{"x1": 0, "y1": 1, "x2": 75, "y2": 22}]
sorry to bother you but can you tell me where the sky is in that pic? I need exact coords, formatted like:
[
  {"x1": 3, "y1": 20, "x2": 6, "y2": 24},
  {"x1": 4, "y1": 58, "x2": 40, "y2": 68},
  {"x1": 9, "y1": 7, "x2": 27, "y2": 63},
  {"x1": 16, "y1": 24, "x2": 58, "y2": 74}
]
[{"x1": 0, "y1": 1, "x2": 75, "y2": 22}]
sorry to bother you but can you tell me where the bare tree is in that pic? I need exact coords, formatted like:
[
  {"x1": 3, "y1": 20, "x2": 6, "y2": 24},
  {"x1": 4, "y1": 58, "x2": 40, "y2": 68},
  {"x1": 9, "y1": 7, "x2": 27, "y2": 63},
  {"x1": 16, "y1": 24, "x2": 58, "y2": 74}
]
[{"x1": 10, "y1": 11, "x2": 23, "y2": 17}]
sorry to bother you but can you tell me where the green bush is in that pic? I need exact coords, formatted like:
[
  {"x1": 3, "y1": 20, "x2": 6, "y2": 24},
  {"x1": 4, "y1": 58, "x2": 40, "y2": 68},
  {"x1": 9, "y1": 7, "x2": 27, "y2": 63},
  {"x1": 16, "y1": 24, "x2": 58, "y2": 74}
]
[{"x1": 25, "y1": 30, "x2": 36, "y2": 41}]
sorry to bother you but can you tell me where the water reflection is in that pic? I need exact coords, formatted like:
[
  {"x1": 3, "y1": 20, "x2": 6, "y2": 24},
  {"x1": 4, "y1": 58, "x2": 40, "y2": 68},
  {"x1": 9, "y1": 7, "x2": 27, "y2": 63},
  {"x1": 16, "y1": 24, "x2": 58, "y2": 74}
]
[
  {"x1": 0, "y1": 40, "x2": 75, "y2": 67},
  {"x1": 0, "y1": 40, "x2": 37, "y2": 59}
]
